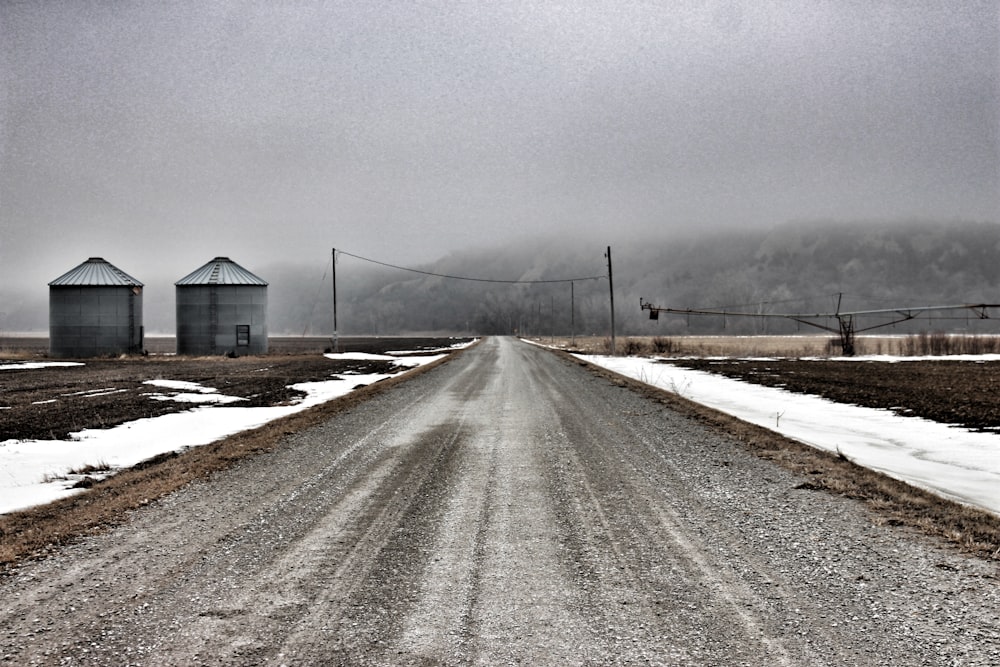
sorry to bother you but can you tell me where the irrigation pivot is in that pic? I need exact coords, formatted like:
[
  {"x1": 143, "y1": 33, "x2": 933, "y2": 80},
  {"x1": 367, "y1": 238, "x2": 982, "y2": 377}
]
[{"x1": 639, "y1": 297, "x2": 1000, "y2": 356}]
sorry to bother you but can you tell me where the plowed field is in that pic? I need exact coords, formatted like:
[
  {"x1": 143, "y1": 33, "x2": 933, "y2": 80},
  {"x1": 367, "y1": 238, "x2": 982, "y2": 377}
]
[
  {"x1": 0, "y1": 337, "x2": 470, "y2": 442},
  {"x1": 665, "y1": 358, "x2": 1000, "y2": 431}
]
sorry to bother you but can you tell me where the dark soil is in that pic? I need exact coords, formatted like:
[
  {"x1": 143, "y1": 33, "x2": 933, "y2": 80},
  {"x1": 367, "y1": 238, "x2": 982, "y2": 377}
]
[
  {"x1": 0, "y1": 337, "x2": 471, "y2": 441},
  {"x1": 664, "y1": 358, "x2": 1000, "y2": 431}
]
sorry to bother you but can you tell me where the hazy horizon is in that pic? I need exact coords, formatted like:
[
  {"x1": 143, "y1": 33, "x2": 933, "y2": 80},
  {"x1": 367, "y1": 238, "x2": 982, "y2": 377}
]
[{"x1": 2, "y1": 2, "x2": 998, "y2": 333}]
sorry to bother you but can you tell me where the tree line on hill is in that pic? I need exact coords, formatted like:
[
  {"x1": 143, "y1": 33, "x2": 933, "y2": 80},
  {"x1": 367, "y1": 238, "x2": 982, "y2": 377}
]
[{"x1": 267, "y1": 219, "x2": 1000, "y2": 338}]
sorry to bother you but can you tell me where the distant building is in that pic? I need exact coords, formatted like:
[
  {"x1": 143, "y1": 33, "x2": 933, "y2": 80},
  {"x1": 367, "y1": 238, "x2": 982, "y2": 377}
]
[
  {"x1": 175, "y1": 257, "x2": 268, "y2": 355},
  {"x1": 48, "y1": 257, "x2": 144, "y2": 358}
]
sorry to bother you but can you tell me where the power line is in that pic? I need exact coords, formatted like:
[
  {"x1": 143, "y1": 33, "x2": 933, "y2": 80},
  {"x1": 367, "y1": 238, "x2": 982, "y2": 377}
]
[
  {"x1": 706, "y1": 292, "x2": 843, "y2": 311},
  {"x1": 334, "y1": 248, "x2": 606, "y2": 284}
]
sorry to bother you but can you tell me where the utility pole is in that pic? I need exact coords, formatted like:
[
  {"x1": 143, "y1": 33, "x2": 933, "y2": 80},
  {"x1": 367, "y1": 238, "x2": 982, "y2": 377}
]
[
  {"x1": 550, "y1": 294, "x2": 555, "y2": 343},
  {"x1": 331, "y1": 248, "x2": 339, "y2": 353},
  {"x1": 606, "y1": 246, "x2": 616, "y2": 356},
  {"x1": 570, "y1": 281, "x2": 575, "y2": 346}
]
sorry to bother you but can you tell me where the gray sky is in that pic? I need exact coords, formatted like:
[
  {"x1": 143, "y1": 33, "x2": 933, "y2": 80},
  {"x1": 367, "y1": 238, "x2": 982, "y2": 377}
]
[{"x1": 2, "y1": 0, "x2": 998, "y2": 297}]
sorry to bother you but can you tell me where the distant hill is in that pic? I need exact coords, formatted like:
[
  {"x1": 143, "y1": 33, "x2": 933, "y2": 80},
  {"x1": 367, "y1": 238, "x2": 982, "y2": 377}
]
[
  {"x1": 626, "y1": 219, "x2": 1000, "y2": 335},
  {"x1": 267, "y1": 219, "x2": 1000, "y2": 337}
]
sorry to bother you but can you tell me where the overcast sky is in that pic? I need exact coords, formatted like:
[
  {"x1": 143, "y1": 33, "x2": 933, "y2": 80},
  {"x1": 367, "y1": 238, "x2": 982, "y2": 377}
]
[{"x1": 2, "y1": 0, "x2": 998, "y2": 295}]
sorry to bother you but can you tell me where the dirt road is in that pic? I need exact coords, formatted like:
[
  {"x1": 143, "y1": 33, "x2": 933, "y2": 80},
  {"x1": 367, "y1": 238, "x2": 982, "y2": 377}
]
[{"x1": 1, "y1": 337, "x2": 997, "y2": 665}]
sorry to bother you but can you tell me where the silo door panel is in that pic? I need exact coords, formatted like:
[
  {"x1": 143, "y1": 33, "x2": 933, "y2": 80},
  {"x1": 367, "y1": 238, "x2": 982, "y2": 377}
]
[{"x1": 236, "y1": 325, "x2": 250, "y2": 347}]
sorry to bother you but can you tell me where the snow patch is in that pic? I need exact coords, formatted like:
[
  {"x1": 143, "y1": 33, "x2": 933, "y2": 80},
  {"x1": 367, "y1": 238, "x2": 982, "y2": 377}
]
[
  {"x1": 0, "y1": 362, "x2": 84, "y2": 371},
  {"x1": 0, "y1": 347, "x2": 458, "y2": 514}
]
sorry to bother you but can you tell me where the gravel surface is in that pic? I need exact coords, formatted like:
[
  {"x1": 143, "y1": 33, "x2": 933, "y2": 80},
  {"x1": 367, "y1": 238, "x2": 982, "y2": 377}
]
[{"x1": 1, "y1": 337, "x2": 998, "y2": 665}]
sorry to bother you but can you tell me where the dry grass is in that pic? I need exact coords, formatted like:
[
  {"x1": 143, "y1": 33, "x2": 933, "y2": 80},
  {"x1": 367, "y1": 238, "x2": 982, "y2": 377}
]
[
  {"x1": 561, "y1": 351, "x2": 1000, "y2": 562},
  {"x1": 540, "y1": 334, "x2": 837, "y2": 357},
  {"x1": 0, "y1": 348, "x2": 469, "y2": 572},
  {"x1": 538, "y1": 333, "x2": 1000, "y2": 358},
  {"x1": 0, "y1": 348, "x2": 40, "y2": 361}
]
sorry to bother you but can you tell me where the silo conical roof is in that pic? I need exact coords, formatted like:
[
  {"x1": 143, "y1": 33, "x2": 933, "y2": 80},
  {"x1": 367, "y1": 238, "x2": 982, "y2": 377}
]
[
  {"x1": 175, "y1": 257, "x2": 268, "y2": 286},
  {"x1": 49, "y1": 257, "x2": 143, "y2": 287}
]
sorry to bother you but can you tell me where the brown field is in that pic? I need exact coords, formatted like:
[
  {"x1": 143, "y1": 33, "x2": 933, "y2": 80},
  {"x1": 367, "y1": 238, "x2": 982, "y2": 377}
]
[
  {"x1": 0, "y1": 336, "x2": 472, "y2": 442},
  {"x1": 0, "y1": 337, "x2": 474, "y2": 569},
  {"x1": 532, "y1": 333, "x2": 1000, "y2": 430},
  {"x1": 664, "y1": 357, "x2": 1000, "y2": 431}
]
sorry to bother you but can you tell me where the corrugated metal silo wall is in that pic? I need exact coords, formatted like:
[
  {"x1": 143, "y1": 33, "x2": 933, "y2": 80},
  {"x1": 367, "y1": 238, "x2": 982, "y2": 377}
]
[
  {"x1": 175, "y1": 285, "x2": 268, "y2": 355},
  {"x1": 49, "y1": 286, "x2": 144, "y2": 358}
]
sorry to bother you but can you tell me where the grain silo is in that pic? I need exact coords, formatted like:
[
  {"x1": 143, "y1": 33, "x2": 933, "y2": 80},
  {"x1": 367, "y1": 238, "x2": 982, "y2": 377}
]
[
  {"x1": 175, "y1": 257, "x2": 268, "y2": 355},
  {"x1": 48, "y1": 257, "x2": 144, "y2": 358}
]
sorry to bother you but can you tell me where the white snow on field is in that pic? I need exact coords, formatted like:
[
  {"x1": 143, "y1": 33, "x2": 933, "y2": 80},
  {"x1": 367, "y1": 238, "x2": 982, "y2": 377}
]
[
  {"x1": 0, "y1": 345, "x2": 470, "y2": 515},
  {"x1": 843, "y1": 354, "x2": 1000, "y2": 363},
  {"x1": 145, "y1": 379, "x2": 219, "y2": 392},
  {"x1": 385, "y1": 341, "x2": 475, "y2": 356},
  {"x1": 64, "y1": 388, "x2": 128, "y2": 398},
  {"x1": 323, "y1": 343, "x2": 472, "y2": 368},
  {"x1": 323, "y1": 351, "x2": 436, "y2": 369},
  {"x1": 577, "y1": 353, "x2": 1000, "y2": 516},
  {"x1": 325, "y1": 352, "x2": 400, "y2": 362},
  {"x1": 143, "y1": 379, "x2": 247, "y2": 404},
  {"x1": 0, "y1": 362, "x2": 84, "y2": 371}
]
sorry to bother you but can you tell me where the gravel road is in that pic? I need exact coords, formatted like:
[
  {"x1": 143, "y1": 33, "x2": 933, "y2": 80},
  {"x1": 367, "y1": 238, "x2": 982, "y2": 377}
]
[{"x1": 1, "y1": 337, "x2": 997, "y2": 665}]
